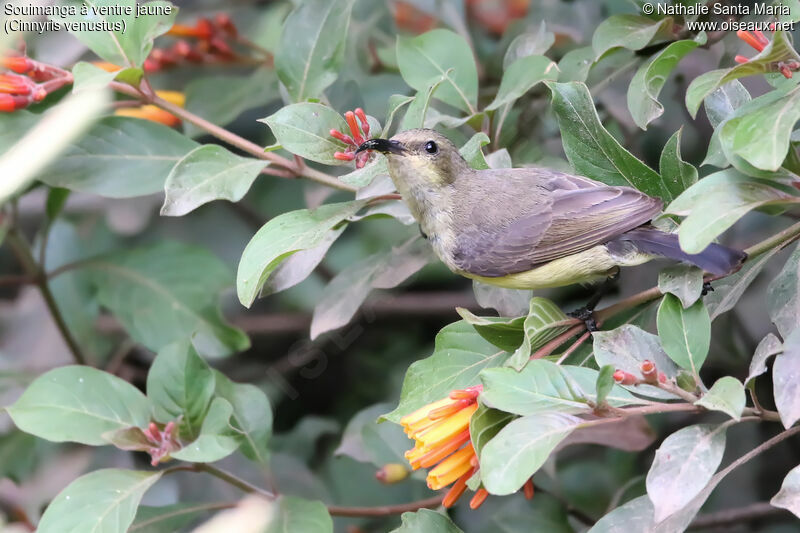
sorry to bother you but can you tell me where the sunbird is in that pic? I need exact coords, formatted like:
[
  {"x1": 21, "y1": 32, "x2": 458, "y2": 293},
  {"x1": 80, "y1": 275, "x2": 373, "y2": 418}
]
[{"x1": 356, "y1": 129, "x2": 745, "y2": 319}]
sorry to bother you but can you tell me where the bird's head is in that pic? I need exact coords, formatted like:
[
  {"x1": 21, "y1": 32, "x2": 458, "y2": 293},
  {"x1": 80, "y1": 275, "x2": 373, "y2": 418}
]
[{"x1": 356, "y1": 129, "x2": 468, "y2": 191}]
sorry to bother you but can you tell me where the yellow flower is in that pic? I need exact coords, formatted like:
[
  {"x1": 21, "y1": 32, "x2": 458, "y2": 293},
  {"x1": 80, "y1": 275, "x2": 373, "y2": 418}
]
[{"x1": 399, "y1": 385, "x2": 488, "y2": 508}]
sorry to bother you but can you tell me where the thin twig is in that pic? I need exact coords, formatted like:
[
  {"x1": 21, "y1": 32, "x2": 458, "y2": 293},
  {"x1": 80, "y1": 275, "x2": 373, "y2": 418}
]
[
  {"x1": 531, "y1": 323, "x2": 585, "y2": 360},
  {"x1": 327, "y1": 495, "x2": 444, "y2": 517},
  {"x1": 5, "y1": 230, "x2": 87, "y2": 365},
  {"x1": 556, "y1": 330, "x2": 592, "y2": 364},
  {"x1": 688, "y1": 501, "x2": 788, "y2": 529},
  {"x1": 107, "y1": 81, "x2": 356, "y2": 192}
]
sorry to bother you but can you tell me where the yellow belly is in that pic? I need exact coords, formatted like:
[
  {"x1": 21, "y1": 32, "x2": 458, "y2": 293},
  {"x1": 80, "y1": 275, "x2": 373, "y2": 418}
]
[{"x1": 463, "y1": 245, "x2": 651, "y2": 289}]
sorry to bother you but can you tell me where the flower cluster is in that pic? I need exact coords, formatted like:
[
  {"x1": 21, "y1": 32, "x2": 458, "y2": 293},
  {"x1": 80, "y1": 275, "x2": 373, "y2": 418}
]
[
  {"x1": 0, "y1": 53, "x2": 71, "y2": 112},
  {"x1": 145, "y1": 14, "x2": 240, "y2": 73},
  {"x1": 142, "y1": 421, "x2": 180, "y2": 466},
  {"x1": 330, "y1": 108, "x2": 372, "y2": 169},
  {"x1": 114, "y1": 90, "x2": 185, "y2": 127},
  {"x1": 399, "y1": 385, "x2": 536, "y2": 509},
  {"x1": 613, "y1": 359, "x2": 667, "y2": 386},
  {"x1": 735, "y1": 29, "x2": 800, "y2": 79}
]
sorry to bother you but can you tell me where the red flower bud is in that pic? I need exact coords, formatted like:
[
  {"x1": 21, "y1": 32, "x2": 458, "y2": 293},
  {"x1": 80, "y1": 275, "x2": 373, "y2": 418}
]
[
  {"x1": 196, "y1": 17, "x2": 214, "y2": 40},
  {"x1": 734, "y1": 55, "x2": 749, "y2": 64},
  {"x1": 334, "y1": 151, "x2": 355, "y2": 161},
  {"x1": 344, "y1": 111, "x2": 364, "y2": 144},
  {"x1": 640, "y1": 360, "x2": 658, "y2": 383},
  {"x1": 0, "y1": 93, "x2": 28, "y2": 112},
  {"x1": 469, "y1": 488, "x2": 489, "y2": 509},
  {"x1": 0, "y1": 73, "x2": 33, "y2": 95},
  {"x1": 214, "y1": 13, "x2": 237, "y2": 36},
  {"x1": 613, "y1": 370, "x2": 638, "y2": 385},
  {"x1": 354, "y1": 107, "x2": 370, "y2": 138},
  {"x1": 1, "y1": 55, "x2": 32, "y2": 74},
  {"x1": 737, "y1": 30, "x2": 766, "y2": 52},
  {"x1": 523, "y1": 479, "x2": 535, "y2": 500}
]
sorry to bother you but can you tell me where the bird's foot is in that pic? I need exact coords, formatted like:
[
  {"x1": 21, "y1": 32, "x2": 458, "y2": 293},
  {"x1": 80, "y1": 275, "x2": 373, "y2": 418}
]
[
  {"x1": 567, "y1": 306, "x2": 599, "y2": 332},
  {"x1": 701, "y1": 281, "x2": 715, "y2": 296}
]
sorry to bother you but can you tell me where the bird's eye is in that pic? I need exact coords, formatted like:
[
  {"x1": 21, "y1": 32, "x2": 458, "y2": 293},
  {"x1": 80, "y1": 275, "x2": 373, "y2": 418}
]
[{"x1": 424, "y1": 141, "x2": 438, "y2": 154}]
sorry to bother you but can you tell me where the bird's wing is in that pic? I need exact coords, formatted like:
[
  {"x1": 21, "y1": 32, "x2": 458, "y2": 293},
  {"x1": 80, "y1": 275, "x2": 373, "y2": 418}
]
[{"x1": 452, "y1": 171, "x2": 663, "y2": 277}]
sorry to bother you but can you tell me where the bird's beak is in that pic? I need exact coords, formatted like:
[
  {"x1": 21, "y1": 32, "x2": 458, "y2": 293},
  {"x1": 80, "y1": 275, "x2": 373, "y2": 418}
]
[{"x1": 356, "y1": 138, "x2": 406, "y2": 155}]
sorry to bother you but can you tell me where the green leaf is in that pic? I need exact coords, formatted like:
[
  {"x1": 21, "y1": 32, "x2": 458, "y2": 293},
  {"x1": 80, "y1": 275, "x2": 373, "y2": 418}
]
[
  {"x1": 593, "y1": 325, "x2": 679, "y2": 399},
  {"x1": 628, "y1": 39, "x2": 701, "y2": 130},
  {"x1": 383, "y1": 321, "x2": 509, "y2": 423},
  {"x1": 592, "y1": 15, "x2": 674, "y2": 58},
  {"x1": 768, "y1": 244, "x2": 800, "y2": 338},
  {"x1": 456, "y1": 309, "x2": 525, "y2": 352},
  {"x1": 310, "y1": 237, "x2": 433, "y2": 339},
  {"x1": 458, "y1": 132, "x2": 491, "y2": 169},
  {"x1": 657, "y1": 294, "x2": 710, "y2": 375},
  {"x1": 773, "y1": 328, "x2": 800, "y2": 429},
  {"x1": 335, "y1": 403, "x2": 409, "y2": 467},
  {"x1": 37, "y1": 468, "x2": 162, "y2": 533},
  {"x1": 658, "y1": 264, "x2": 703, "y2": 309},
  {"x1": 707, "y1": 245, "x2": 782, "y2": 321},
  {"x1": 266, "y1": 496, "x2": 333, "y2": 533},
  {"x1": 39, "y1": 117, "x2": 198, "y2": 198},
  {"x1": 480, "y1": 360, "x2": 643, "y2": 416},
  {"x1": 469, "y1": 403, "x2": 514, "y2": 460},
  {"x1": 382, "y1": 94, "x2": 415, "y2": 137},
  {"x1": 260, "y1": 226, "x2": 346, "y2": 297},
  {"x1": 390, "y1": 509, "x2": 463, "y2": 533},
  {"x1": 506, "y1": 298, "x2": 570, "y2": 370},
  {"x1": 746, "y1": 333, "x2": 783, "y2": 385},
  {"x1": 397, "y1": 29, "x2": 478, "y2": 113},
  {"x1": 685, "y1": 31, "x2": 800, "y2": 118},
  {"x1": 503, "y1": 22, "x2": 555, "y2": 68},
  {"x1": 274, "y1": 0, "x2": 354, "y2": 102},
  {"x1": 161, "y1": 145, "x2": 268, "y2": 216},
  {"x1": 400, "y1": 73, "x2": 450, "y2": 130},
  {"x1": 7, "y1": 366, "x2": 150, "y2": 445},
  {"x1": 214, "y1": 371, "x2": 272, "y2": 463},
  {"x1": 85, "y1": 242, "x2": 248, "y2": 357},
  {"x1": 695, "y1": 377, "x2": 746, "y2": 420},
  {"x1": 719, "y1": 85, "x2": 800, "y2": 171},
  {"x1": 593, "y1": 324, "x2": 679, "y2": 379},
  {"x1": 645, "y1": 424, "x2": 727, "y2": 522},
  {"x1": 59, "y1": 0, "x2": 177, "y2": 68},
  {"x1": 131, "y1": 502, "x2": 224, "y2": 533},
  {"x1": 703, "y1": 81, "x2": 750, "y2": 129},
  {"x1": 170, "y1": 397, "x2": 240, "y2": 462},
  {"x1": 340, "y1": 158, "x2": 389, "y2": 188},
  {"x1": 237, "y1": 200, "x2": 365, "y2": 307},
  {"x1": 658, "y1": 129, "x2": 698, "y2": 203},
  {"x1": 596, "y1": 365, "x2": 615, "y2": 406},
  {"x1": 546, "y1": 81, "x2": 665, "y2": 199},
  {"x1": 588, "y1": 495, "x2": 654, "y2": 533},
  {"x1": 261, "y1": 103, "x2": 350, "y2": 166},
  {"x1": 480, "y1": 413, "x2": 582, "y2": 495},
  {"x1": 146, "y1": 341, "x2": 215, "y2": 439},
  {"x1": 557, "y1": 46, "x2": 595, "y2": 83},
  {"x1": 486, "y1": 55, "x2": 558, "y2": 111},
  {"x1": 184, "y1": 69, "x2": 276, "y2": 137},
  {"x1": 667, "y1": 170, "x2": 797, "y2": 254},
  {"x1": 771, "y1": 464, "x2": 800, "y2": 518},
  {"x1": 71, "y1": 61, "x2": 142, "y2": 93}
]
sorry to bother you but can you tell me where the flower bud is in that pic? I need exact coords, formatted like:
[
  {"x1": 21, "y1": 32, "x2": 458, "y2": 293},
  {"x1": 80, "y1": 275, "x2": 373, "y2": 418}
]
[
  {"x1": 375, "y1": 463, "x2": 410, "y2": 484},
  {"x1": 613, "y1": 369, "x2": 638, "y2": 385}
]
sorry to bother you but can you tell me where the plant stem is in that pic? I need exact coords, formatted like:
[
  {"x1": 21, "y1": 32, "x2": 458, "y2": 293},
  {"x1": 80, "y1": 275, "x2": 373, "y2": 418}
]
[
  {"x1": 5, "y1": 229, "x2": 87, "y2": 365},
  {"x1": 326, "y1": 495, "x2": 444, "y2": 517},
  {"x1": 192, "y1": 463, "x2": 276, "y2": 499},
  {"x1": 688, "y1": 501, "x2": 788, "y2": 529},
  {"x1": 107, "y1": 81, "x2": 356, "y2": 193}
]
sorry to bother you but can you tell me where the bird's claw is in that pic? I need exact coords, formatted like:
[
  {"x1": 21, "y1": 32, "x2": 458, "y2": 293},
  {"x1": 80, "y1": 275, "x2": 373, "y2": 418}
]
[
  {"x1": 567, "y1": 306, "x2": 599, "y2": 332},
  {"x1": 701, "y1": 281, "x2": 714, "y2": 296}
]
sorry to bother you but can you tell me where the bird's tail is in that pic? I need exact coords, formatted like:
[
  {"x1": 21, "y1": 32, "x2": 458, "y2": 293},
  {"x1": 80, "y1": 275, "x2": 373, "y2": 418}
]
[{"x1": 611, "y1": 227, "x2": 747, "y2": 276}]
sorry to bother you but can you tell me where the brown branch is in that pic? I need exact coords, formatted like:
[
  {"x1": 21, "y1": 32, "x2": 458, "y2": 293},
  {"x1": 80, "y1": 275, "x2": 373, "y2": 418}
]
[
  {"x1": 531, "y1": 323, "x2": 584, "y2": 360},
  {"x1": 688, "y1": 501, "x2": 789, "y2": 529},
  {"x1": 327, "y1": 495, "x2": 444, "y2": 517},
  {"x1": 5, "y1": 230, "x2": 87, "y2": 365},
  {"x1": 107, "y1": 81, "x2": 356, "y2": 192}
]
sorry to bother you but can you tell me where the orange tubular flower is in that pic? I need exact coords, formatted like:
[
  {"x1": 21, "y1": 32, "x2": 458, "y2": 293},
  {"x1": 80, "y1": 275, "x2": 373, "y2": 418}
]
[
  {"x1": 400, "y1": 385, "x2": 487, "y2": 508},
  {"x1": 330, "y1": 107, "x2": 372, "y2": 168},
  {"x1": 735, "y1": 29, "x2": 799, "y2": 79}
]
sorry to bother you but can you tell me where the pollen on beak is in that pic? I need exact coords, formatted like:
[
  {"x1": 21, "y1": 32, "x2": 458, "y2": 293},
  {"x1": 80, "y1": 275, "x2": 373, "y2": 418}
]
[{"x1": 356, "y1": 138, "x2": 406, "y2": 155}]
